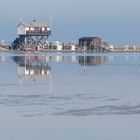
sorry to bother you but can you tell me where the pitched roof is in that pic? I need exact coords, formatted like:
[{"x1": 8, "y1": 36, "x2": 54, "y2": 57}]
[{"x1": 18, "y1": 22, "x2": 49, "y2": 28}]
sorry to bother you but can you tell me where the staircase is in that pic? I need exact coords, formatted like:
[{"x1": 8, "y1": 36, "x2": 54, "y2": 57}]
[{"x1": 11, "y1": 38, "x2": 20, "y2": 50}]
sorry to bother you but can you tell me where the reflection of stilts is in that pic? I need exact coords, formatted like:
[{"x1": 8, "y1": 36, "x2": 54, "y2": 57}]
[
  {"x1": 49, "y1": 70, "x2": 52, "y2": 94},
  {"x1": 84, "y1": 51, "x2": 86, "y2": 72},
  {"x1": 83, "y1": 44, "x2": 86, "y2": 72}
]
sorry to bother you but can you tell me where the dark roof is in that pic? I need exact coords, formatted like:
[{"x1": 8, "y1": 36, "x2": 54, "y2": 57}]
[{"x1": 79, "y1": 37, "x2": 101, "y2": 40}]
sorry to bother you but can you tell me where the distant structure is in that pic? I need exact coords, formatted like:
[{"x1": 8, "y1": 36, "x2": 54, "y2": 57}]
[
  {"x1": 0, "y1": 40, "x2": 9, "y2": 50},
  {"x1": 102, "y1": 41, "x2": 114, "y2": 51},
  {"x1": 79, "y1": 37, "x2": 102, "y2": 51},
  {"x1": 124, "y1": 45, "x2": 129, "y2": 51},
  {"x1": 11, "y1": 21, "x2": 51, "y2": 50},
  {"x1": 51, "y1": 41, "x2": 63, "y2": 51}
]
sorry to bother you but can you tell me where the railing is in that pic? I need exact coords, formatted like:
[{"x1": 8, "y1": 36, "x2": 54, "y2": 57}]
[{"x1": 26, "y1": 30, "x2": 51, "y2": 36}]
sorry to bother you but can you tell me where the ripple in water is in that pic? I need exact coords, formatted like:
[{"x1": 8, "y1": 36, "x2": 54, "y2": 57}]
[{"x1": 0, "y1": 93, "x2": 140, "y2": 117}]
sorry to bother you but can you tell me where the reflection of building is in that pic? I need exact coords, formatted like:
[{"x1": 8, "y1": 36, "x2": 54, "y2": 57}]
[
  {"x1": 13, "y1": 55, "x2": 51, "y2": 80},
  {"x1": 0, "y1": 55, "x2": 5, "y2": 62},
  {"x1": 45, "y1": 55, "x2": 78, "y2": 63},
  {"x1": 79, "y1": 56, "x2": 108, "y2": 66}
]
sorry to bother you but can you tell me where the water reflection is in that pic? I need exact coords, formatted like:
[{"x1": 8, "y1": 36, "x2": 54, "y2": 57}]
[
  {"x1": 79, "y1": 56, "x2": 108, "y2": 66},
  {"x1": 1, "y1": 52, "x2": 140, "y2": 118},
  {"x1": 12, "y1": 54, "x2": 111, "y2": 80},
  {"x1": 13, "y1": 55, "x2": 51, "y2": 80},
  {"x1": 45, "y1": 55, "x2": 78, "y2": 63}
]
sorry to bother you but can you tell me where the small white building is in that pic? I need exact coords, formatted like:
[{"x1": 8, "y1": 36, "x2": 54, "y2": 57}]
[
  {"x1": 70, "y1": 45, "x2": 76, "y2": 51},
  {"x1": 53, "y1": 41, "x2": 63, "y2": 51},
  {"x1": 109, "y1": 45, "x2": 114, "y2": 50}
]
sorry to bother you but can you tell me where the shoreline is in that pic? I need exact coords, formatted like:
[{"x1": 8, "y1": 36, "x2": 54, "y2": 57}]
[
  {"x1": 1, "y1": 47, "x2": 140, "y2": 53},
  {"x1": 1, "y1": 50, "x2": 140, "y2": 53}
]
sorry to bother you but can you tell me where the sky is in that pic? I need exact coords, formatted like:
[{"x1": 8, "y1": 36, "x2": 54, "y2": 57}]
[{"x1": 0, "y1": 0, "x2": 140, "y2": 45}]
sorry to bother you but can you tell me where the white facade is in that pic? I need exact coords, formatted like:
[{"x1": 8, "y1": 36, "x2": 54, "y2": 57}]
[
  {"x1": 54, "y1": 41, "x2": 63, "y2": 51},
  {"x1": 109, "y1": 45, "x2": 114, "y2": 50},
  {"x1": 17, "y1": 24, "x2": 26, "y2": 35},
  {"x1": 57, "y1": 45, "x2": 63, "y2": 51},
  {"x1": 71, "y1": 45, "x2": 76, "y2": 51}
]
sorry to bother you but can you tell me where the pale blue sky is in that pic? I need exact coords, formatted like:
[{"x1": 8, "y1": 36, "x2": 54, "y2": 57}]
[{"x1": 0, "y1": 0, "x2": 140, "y2": 44}]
